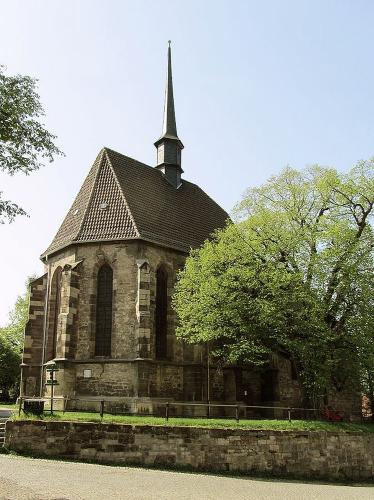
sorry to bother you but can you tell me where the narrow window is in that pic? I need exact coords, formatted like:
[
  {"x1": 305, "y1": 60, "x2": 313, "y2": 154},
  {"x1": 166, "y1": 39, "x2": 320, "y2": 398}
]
[
  {"x1": 155, "y1": 267, "x2": 168, "y2": 359},
  {"x1": 95, "y1": 264, "x2": 113, "y2": 357}
]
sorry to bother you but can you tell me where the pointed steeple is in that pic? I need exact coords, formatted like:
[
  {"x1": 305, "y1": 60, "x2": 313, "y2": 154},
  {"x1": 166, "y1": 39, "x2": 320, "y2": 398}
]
[
  {"x1": 162, "y1": 40, "x2": 178, "y2": 138},
  {"x1": 155, "y1": 41, "x2": 184, "y2": 188}
]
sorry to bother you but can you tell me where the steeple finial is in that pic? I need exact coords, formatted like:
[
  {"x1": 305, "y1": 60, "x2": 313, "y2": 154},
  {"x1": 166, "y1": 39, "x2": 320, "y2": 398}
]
[{"x1": 154, "y1": 42, "x2": 184, "y2": 188}]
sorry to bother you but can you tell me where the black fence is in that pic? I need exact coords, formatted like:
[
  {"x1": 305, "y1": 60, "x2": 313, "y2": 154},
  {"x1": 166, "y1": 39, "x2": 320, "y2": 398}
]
[
  {"x1": 17, "y1": 396, "x2": 331, "y2": 422},
  {"x1": 163, "y1": 401, "x2": 321, "y2": 422}
]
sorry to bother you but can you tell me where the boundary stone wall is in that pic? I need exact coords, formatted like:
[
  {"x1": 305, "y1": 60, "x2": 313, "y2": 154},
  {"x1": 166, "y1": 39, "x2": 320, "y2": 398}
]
[{"x1": 5, "y1": 420, "x2": 374, "y2": 481}]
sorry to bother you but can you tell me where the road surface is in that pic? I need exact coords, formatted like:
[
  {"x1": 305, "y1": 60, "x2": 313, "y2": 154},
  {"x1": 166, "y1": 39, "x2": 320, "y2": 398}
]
[{"x1": 0, "y1": 455, "x2": 372, "y2": 499}]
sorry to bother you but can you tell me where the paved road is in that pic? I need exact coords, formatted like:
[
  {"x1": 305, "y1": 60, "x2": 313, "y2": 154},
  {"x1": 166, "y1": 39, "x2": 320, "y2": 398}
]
[
  {"x1": 0, "y1": 410, "x2": 12, "y2": 420},
  {"x1": 0, "y1": 455, "x2": 373, "y2": 500}
]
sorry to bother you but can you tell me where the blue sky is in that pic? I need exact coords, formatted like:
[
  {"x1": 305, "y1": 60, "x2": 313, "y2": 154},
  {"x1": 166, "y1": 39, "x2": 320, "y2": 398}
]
[{"x1": 1, "y1": 0, "x2": 374, "y2": 324}]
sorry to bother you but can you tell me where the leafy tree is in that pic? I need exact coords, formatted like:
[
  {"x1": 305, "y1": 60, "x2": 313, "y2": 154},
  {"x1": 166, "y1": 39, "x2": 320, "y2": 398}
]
[
  {"x1": 174, "y1": 161, "x2": 374, "y2": 405},
  {"x1": 0, "y1": 279, "x2": 31, "y2": 400},
  {"x1": 0, "y1": 65, "x2": 63, "y2": 223}
]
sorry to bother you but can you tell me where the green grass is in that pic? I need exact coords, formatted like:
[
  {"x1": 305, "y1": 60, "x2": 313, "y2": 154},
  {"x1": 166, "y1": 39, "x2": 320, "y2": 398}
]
[
  {"x1": 11, "y1": 410, "x2": 374, "y2": 433},
  {"x1": 0, "y1": 402, "x2": 17, "y2": 410}
]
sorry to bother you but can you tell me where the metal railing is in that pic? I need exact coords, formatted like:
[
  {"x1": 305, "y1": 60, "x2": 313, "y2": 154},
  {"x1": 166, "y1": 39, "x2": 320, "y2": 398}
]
[
  {"x1": 17, "y1": 396, "x2": 323, "y2": 422},
  {"x1": 163, "y1": 401, "x2": 320, "y2": 422}
]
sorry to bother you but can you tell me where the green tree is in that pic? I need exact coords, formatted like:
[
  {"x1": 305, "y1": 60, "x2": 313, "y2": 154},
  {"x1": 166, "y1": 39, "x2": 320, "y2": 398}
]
[
  {"x1": 0, "y1": 279, "x2": 31, "y2": 400},
  {"x1": 0, "y1": 65, "x2": 63, "y2": 223},
  {"x1": 174, "y1": 160, "x2": 374, "y2": 405}
]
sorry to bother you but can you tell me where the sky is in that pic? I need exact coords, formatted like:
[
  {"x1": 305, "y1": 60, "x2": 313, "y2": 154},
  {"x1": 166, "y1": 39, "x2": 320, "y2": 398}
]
[{"x1": 1, "y1": 0, "x2": 374, "y2": 325}]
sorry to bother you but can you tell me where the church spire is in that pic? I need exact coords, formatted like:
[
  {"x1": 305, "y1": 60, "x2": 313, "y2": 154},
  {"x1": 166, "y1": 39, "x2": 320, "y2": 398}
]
[
  {"x1": 162, "y1": 40, "x2": 178, "y2": 138},
  {"x1": 154, "y1": 41, "x2": 184, "y2": 188}
]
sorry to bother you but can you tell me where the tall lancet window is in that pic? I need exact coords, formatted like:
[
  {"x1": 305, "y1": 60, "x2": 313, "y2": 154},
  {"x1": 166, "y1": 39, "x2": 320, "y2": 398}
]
[
  {"x1": 47, "y1": 266, "x2": 62, "y2": 360},
  {"x1": 155, "y1": 267, "x2": 168, "y2": 359},
  {"x1": 95, "y1": 264, "x2": 113, "y2": 357}
]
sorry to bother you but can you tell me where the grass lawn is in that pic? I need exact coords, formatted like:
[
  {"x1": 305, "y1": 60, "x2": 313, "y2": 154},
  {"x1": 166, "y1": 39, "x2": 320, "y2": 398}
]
[
  {"x1": 0, "y1": 402, "x2": 17, "y2": 410},
  {"x1": 12, "y1": 410, "x2": 374, "y2": 433}
]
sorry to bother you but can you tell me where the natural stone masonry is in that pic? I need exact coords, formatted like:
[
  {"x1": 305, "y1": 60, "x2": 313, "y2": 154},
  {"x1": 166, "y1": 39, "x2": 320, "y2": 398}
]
[
  {"x1": 0, "y1": 410, "x2": 11, "y2": 448},
  {"x1": 22, "y1": 275, "x2": 47, "y2": 397},
  {"x1": 5, "y1": 420, "x2": 374, "y2": 481}
]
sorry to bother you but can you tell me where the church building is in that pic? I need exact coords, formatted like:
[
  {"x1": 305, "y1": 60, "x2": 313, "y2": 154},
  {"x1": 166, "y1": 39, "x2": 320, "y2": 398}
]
[
  {"x1": 20, "y1": 45, "x2": 357, "y2": 418},
  {"x1": 21, "y1": 44, "x2": 229, "y2": 414}
]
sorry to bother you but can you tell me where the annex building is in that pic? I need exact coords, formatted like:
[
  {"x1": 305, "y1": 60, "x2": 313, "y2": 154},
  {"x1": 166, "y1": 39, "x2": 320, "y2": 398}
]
[{"x1": 20, "y1": 45, "x2": 358, "y2": 418}]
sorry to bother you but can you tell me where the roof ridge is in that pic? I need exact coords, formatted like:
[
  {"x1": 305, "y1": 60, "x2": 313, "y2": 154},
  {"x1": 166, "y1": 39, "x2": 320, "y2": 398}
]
[
  {"x1": 104, "y1": 146, "x2": 206, "y2": 189},
  {"x1": 103, "y1": 147, "x2": 154, "y2": 171},
  {"x1": 104, "y1": 149, "x2": 141, "y2": 238},
  {"x1": 75, "y1": 148, "x2": 106, "y2": 242}
]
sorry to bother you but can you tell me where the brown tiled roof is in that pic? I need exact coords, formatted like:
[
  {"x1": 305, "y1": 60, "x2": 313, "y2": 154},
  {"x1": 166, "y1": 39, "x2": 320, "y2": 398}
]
[{"x1": 42, "y1": 147, "x2": 229, "y2": 258}]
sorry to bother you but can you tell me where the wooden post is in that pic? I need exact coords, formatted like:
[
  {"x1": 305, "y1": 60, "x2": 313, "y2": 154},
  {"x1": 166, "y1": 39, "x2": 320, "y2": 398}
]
[
  {"x1": 100, "y1": 400, "x2": 105, "y2": 419},
  {"x1": 236, "y1": 405, "x2": 240, "y2": 423},
  {"x1": 165, "y1": 402, "x2": 169, "y2": 421},
  {"x1": 207, "y1": 342, "x2": 211, "y2": 419},
  {"x1": 50, "y1": 370, "x2": 54, "y2": 415}
]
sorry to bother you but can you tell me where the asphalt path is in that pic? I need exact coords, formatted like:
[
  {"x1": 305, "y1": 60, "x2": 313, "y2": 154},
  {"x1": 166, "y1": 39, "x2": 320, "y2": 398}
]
[{"x1": 0, "y1": 455, "x2": 373, "y2": 500}]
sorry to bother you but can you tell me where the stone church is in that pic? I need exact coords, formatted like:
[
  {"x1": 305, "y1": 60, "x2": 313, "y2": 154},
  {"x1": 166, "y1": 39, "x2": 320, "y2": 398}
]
[{"x1": 20, "y1": 45, "x2": 357, "y2": 417}]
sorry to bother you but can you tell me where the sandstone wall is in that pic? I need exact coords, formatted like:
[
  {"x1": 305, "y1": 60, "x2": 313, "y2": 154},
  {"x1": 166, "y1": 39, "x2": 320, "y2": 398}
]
[
  {"x1": 21, "y1": 274, "x2": 47, "y2": 397},
  {"x1": 44, "y1": 240, "x2": 189, "y2": 363},
  {"x1": 6, "y1": 420, "x2": 374, "y2": 481}
]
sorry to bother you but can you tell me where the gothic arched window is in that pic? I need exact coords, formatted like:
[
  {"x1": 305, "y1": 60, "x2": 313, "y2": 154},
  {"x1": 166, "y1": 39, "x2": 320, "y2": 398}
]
[
  {"x1": 155, "y1": 266, "x2": 168, "y2": 359},
  {"x1": 95, "y1": 264, "x2": 113, "y2": 357},
  {"x1": 47, "y1": 266, "x2": 62, "y2": 360}
]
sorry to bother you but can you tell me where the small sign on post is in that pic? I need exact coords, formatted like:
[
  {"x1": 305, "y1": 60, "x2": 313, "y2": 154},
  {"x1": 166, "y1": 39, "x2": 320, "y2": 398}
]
[{"x1": 45, "y1": 362, "x2": 59, "y2": 414}]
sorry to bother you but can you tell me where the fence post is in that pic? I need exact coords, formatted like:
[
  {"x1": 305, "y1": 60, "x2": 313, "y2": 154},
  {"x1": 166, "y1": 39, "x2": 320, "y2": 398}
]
[
  {"x1": 287, "y1": 408, "x2": 291, "y2": 423},
  {"x1": 18, "y1": 397, "x2": 22, "y2": 416},
  {"x1": 235, "y1": 405, "x2": 240, "y2": 423},
  {"x1": 100, "y1": 400, "x2": 105, "y2": 419},
  {"x1": 207, "y1": 400, "x2": 211, "y2": 419},
  {"x1": 165, "y1": 402, "x2": 169, "y2": 421}
]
